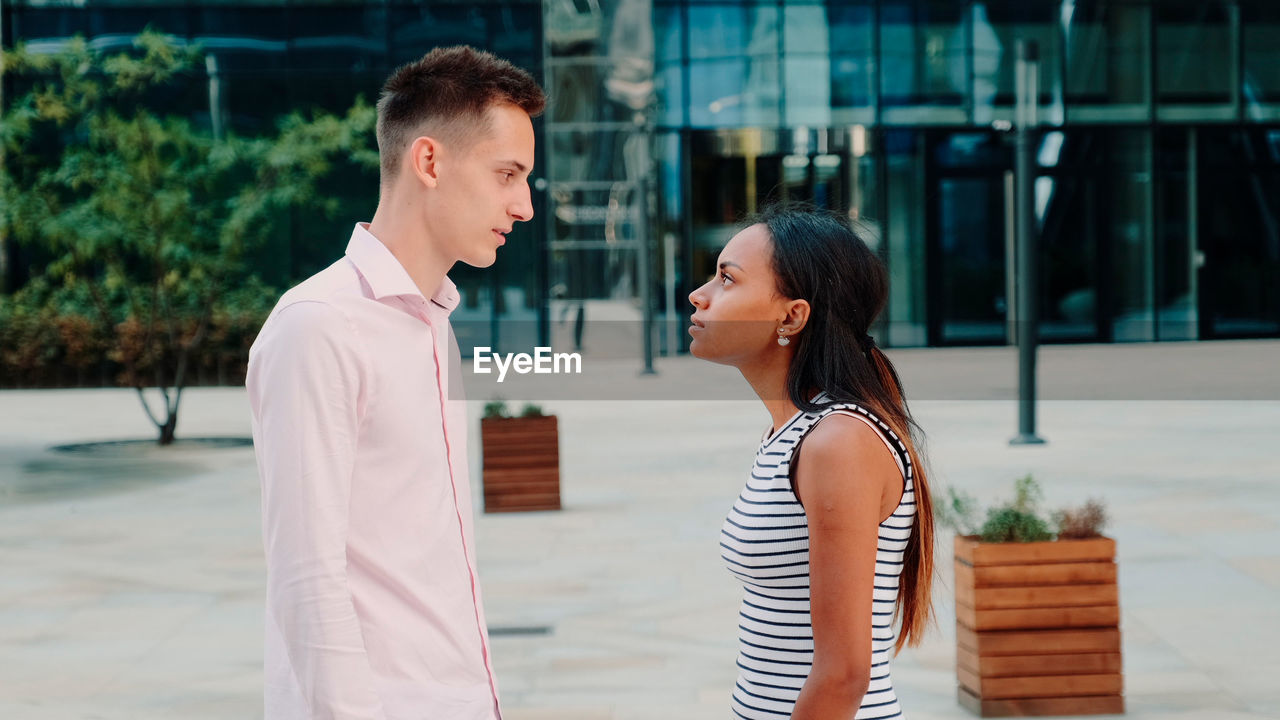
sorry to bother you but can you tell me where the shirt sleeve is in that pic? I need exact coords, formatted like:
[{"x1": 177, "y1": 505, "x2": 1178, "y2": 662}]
[{"x1": 247, "y1": 300, "x2": 387, "y2": 720}]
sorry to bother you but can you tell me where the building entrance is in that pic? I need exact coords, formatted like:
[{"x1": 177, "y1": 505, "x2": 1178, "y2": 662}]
[{"x1": 926, "y1": 130, "x2": 1107, "y2": 346}]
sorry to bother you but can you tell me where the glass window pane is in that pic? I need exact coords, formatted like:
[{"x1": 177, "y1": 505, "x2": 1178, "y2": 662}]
[
  {"x1": 546, "y1": 0, "x2": 607, "y2": 58},
  {"x1": 884, "y1": 130, "x2": 928, "y2": 347},
  {"x1": 390, "y1": 5, "x2": 539, "y2": 68},
  {"x1": 655, "y1": 4, "x2": 684, "y2": 64},
  {"x1": 1243, "y1": 4, "x2": 1280, "y2": 114},
  {"x1": 548, "y1": 129, "x2": 649, "y2": 184},
  {"x1": 1156, "y1": 3, "x2": 1232, "y2": 103},
  {"x1": 880, "y1": 0, "x2": 966, "y2": 108},
  {"x1": 1065, "y1": 2, "x2": 1150, "y2": 106},
  {"x1": 289, "y1": 7, "x2": 387, "y2": 73},
  {"x1": 782, "y1": 3, "x2": 830, "y2": 126},
  {"x1": 1194, "y1": 129, "x2": 1280, "y2": 338},
  {"x1": 1109, "y1": 129, "x2": 1155, "y2": 341},
  {"x1": 548, "y1": 61, "x2": 642, "y2": 124},
  {"x1": 688, "y1": 56, "x2": 780, "y2": 127},
  {"x1": 686, "y1": 3, "x2": 778, "y2": 61},
  {"x1": 828, "y1": 2, "x2": 875, "y2": 111},
  {"x1": 978, "y1": 0, "x2": 1061, "y2": 123},
  {"x1": 10, "y1": 8, "x2": 91, "y2": 40},
  {"x1": 86, "y1": 8, "x2": 189, "y2": 37}
]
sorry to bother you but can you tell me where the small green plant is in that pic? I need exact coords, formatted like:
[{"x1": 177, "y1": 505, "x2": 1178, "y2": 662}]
[
  {"x1": 938, "y1": 486, "x2": 982, "y2": 537},
  {"x1": 981, "y1": 505, "x2": 1054, "y2": 543},
  {"x1": 518, "y1": 403, "x2": 546, "y2": 418},
  {"x1": 939, "y1": 475, "x2": 1107, "y2": 543},
  {"x1": 483, "y1": 400, "x2": 510, "y2": 419}
]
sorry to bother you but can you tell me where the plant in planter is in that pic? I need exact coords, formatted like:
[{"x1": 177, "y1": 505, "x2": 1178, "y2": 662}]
[
  {"x1": 942, "y1": 476, "x2": 1123, "y2": 718},
  {"x1": 479, "y1": 400, "x2": 561, "y2": 513}
]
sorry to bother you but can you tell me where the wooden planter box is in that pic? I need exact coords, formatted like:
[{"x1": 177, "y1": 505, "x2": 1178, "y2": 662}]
[
  {"x1": 954, "y1": 535, "x2": 1124, "y2": 717},
  {"x1": 480, "y1": 415, "x2": 561, "y2": 513}
]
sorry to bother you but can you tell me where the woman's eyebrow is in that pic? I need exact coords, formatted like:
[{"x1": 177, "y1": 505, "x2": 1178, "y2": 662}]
[{"x1": 719, "y1": 260, "x2": 744, "y2": 272}]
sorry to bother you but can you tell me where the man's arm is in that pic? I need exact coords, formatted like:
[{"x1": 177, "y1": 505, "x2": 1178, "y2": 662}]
[{"x1": 248, "y1": 301, "x2": 386, "y2": 720}]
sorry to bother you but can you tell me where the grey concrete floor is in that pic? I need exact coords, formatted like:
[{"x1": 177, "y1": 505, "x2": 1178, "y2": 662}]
[{"x1": 1, "y1": 340, "x2": 1278, "y2": 719}]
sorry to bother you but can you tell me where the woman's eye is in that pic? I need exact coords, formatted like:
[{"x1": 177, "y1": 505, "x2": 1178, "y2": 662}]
[{"x1": 719, "y1": 271, "x2": 734, "y2": 286}]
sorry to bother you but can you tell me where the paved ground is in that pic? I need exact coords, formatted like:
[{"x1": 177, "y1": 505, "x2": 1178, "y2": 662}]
[{"x1": 1, "y1": 340, "x2": 1278, "y2": 719}]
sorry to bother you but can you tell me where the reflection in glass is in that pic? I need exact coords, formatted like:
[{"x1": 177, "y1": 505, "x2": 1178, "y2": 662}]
[
  {"x1": 978, "y1": 1, "x2": 1061, "y2": 125},
  {"x1": 1195, "y1": 129, "x2": 1280, "y2": 337},
  {"x1": 1064, "y1": 1, "x2": 1150, "y2": 114},
  {"x1": 1243, "y1": 4, "x2": 1280, "y2": 120},
  {"x1": 1156, "y1": 3, "x2": 1232, "y2": 105},
  {"x1": 685, "y1": 4, "x2": 781, "y2": 128},
  {"x1": 884, "y1": 130, "x2": 927, "y2": 347},
  {"x1": 1109, "y1": 129, "x2": 1155, "y2": 341},
  {"x1": 880, "y1": 1, "x2": 966, "y2": 109},
  {"x1": 782, "y1": 4, "x2": 830, "y2": 127},
  {"x1": 827, "y1": 2, "x2": 875, "y2": 116}
]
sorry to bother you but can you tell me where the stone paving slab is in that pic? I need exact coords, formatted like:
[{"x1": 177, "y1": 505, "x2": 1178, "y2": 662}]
[{"x1": 1, "y1": 341, "x2": 1278, "y2": 719}]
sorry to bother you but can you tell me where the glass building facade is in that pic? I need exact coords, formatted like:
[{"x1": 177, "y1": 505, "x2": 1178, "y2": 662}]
[
  {"x1": 652, "y1": 0, "x2": 1280, "y2": 348},
  {"x1": 4, "y1": 0, "x2": 1279, "y2": 354}
]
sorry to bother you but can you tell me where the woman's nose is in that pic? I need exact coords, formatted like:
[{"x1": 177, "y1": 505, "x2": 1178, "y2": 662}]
[{"x1": 689, "y1": 286, "x2": 706, "y2": 309}]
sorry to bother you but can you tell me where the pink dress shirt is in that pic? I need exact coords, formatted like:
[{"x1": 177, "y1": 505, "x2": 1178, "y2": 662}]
[{"x1": 247, "y1": 224, "x2": 500, "y2": 720}]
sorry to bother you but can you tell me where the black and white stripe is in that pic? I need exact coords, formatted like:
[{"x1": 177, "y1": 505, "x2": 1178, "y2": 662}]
[{"x1": 721, "y1": 397, "x2": 916, "y2": 719}]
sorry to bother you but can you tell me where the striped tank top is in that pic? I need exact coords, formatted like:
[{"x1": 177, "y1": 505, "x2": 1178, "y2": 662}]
[{"x1": 721, "y1": 397, "x2": 915, "y2": 720}]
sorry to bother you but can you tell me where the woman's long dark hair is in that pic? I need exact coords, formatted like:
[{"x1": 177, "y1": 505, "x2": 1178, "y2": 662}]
[{"x1": 756, "y1": 202, "x2": 935, "y2": 653}]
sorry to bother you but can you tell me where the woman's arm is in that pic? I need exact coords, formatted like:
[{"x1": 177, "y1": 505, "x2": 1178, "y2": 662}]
[{"x1": 790, "y1": 414, "x2": 902, "y2": 720}]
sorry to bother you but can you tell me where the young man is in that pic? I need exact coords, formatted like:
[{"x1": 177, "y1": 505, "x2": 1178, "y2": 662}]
[{"x1": 247, "y1": 47, "x2": 544, "y2": 720}]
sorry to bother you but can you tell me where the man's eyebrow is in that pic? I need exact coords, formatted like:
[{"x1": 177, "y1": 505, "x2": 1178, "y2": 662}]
[{"x1": 500, "y1": 160, "x2": 529, "y2": 173}]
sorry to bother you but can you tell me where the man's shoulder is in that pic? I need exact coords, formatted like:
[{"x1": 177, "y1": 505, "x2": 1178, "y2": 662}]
[
  {"x1": 253, "y1": 259, "x2": 363, "y2": 353},
  {"x1": 275, "y1": 257, "x2": 362, "y2": 310}
]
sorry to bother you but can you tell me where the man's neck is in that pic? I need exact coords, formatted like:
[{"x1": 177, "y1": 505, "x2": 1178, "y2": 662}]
[{"x1": 367, "y1": 200, "x2": 452, "y2": 300}]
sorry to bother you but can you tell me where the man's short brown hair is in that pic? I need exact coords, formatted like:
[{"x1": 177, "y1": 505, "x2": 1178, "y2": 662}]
[{"x1": 375, "y1": 46, "x2": 545, "y2": 180}]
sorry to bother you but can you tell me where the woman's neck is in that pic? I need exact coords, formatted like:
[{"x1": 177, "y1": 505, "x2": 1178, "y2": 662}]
[{"x1": 738, "y1": 350, "x2": 801, "y2": 435}]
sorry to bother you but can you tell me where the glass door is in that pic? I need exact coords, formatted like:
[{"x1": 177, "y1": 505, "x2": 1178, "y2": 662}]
[
  {"x1": 929, "y1": 132, "x2": 1013, "y2": 345},
  {"x1": 929, "y1": 129, "x2": 1106, "y2": 345}
]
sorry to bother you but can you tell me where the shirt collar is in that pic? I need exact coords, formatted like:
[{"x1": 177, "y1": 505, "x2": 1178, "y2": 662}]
[{"x1": 345, "y1": 223, "x2": 460, "y2": 313}]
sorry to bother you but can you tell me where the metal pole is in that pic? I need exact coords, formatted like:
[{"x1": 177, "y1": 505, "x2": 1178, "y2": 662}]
[
  {"x1": 1012, "y1": 39, "x2": 1045, "y2": 446},
  {"x1": 635, "y1": 116, "x2": 657, "y2": 375},
  {"x1": 206, "y1": 54, "x2": 224, "y2": 143}
]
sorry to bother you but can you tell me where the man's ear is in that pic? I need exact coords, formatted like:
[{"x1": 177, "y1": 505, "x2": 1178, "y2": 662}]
[
  {"x1": 780, "y1": 299, "x2": 810, "y2": 336},
  {"x1": 408, "y1": 135, "x2": 442, "y2": 189}
]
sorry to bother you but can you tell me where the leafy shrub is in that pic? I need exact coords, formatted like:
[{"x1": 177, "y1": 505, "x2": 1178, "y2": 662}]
[
  {"x1": 980, "y1": 506, "x2": 1054, "y2": 543},
  {"x1": 939, "y1": 475, "x2": 1109, "y2": 543}
]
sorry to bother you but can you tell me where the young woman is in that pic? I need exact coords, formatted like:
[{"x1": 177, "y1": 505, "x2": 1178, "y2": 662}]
[{"x1": 689, "y1": 205, "x2": 934, "y2": 720}]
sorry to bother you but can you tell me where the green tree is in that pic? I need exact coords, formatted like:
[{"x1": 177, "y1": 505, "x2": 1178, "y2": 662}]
[{"x1": 0, "y1": 30, "x2": 378, "y2": 444}]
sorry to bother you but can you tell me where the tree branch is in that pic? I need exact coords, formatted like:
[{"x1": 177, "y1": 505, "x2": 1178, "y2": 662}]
[{"x1": 133, "y1": 386, "x2": 163, "y2": 430}]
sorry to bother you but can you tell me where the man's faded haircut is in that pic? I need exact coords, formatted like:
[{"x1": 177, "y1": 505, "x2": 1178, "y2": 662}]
[{"x1": 375, "y1": 45, "x2": 546, "y2": 180}]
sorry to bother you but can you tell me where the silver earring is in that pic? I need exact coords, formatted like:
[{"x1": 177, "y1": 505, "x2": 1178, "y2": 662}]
[{"x1": 777, "y1": 329, "x2": 790, "y2": 347}]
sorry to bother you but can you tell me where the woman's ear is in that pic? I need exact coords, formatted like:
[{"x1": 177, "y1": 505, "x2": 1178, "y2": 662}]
[{"x1": 780, "y1": 299, "x2": 810, "y2": 336}]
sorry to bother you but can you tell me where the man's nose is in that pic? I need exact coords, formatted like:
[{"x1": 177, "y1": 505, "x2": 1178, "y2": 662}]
[{"x1": 510, "y1": 183, "x2": 534, "y2": 222}]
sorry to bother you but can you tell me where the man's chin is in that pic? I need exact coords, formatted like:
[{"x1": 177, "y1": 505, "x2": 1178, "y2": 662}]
[{"x1": 459, "y1": 250, "x2": 499, "y2": 269}]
